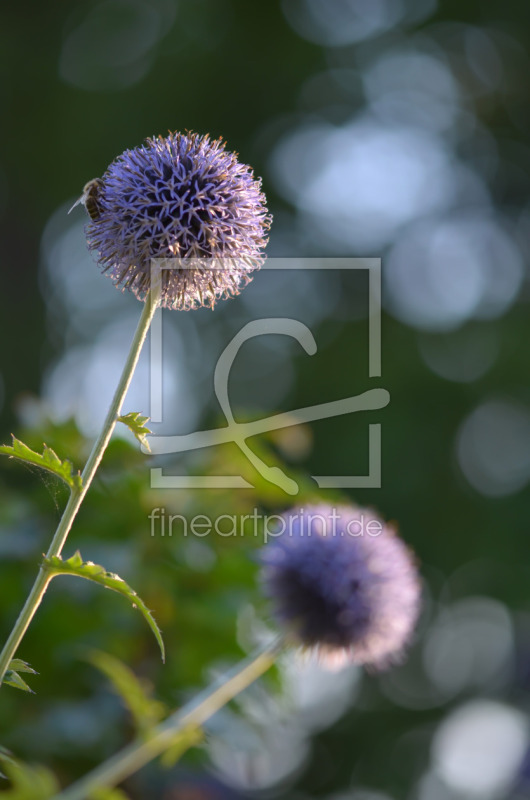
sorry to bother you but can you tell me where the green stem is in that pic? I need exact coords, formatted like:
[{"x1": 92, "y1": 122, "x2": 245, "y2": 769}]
[
  {"x1": 0, "y1": 291, "x2": 159, "y2": 684},
  {"x1": 54, "y1": 640, "x2": 282, "y2": 800}
]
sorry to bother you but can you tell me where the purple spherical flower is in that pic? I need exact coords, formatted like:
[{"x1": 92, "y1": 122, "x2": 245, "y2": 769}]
[
  {"x1": 82, "y1": 132, "x2": 271, "y2": 310},
  {"x1": 260, "y1": 504, "x2": 421, "y2": 670}
]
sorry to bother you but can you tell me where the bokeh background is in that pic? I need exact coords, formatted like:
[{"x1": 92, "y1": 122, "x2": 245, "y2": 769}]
[{"x1": 2, "y1": 1, "x2": 530, "y2": 798}]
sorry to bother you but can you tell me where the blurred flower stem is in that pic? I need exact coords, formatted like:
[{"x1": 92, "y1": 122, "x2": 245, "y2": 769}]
[
  {"x1": 0, "y1": 288, "x2": 160, "y2": 685},
  {"x1": 54, "y1": 640, "x2": 282, "y2": 800}
]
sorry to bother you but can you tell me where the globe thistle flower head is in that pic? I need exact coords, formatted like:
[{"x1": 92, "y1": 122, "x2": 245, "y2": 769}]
[
  {"x1": 83, "y1": 132, "x2": 271, "y2": 310},
  {"x1": 260, "y1": 504, "x2": 421, "y2": 670}
]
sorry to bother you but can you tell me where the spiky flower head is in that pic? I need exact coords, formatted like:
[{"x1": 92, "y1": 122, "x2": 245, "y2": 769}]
[
  {"x1": 82, "y1": 132, "x2": 271, "y2": 310},
  {"x1": 260, "y1": 504, "x2": 421, "y2": 670}
]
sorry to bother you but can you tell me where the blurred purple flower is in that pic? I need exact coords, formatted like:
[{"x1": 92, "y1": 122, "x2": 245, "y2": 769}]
[
  {"x1": 260, "y1": 504, "x2": 421, "y2": 670},
  {"x1": 84, "y1": 132, "x2": 271, "y2": 310}
]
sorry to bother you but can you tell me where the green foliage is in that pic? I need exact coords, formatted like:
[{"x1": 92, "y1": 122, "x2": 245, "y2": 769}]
[
  {"x1": 2, "y1": 674, "x2": 32, "y2": 694},
  {"x1": 0, "y1": 419, "x2": 317, "y2": 782},
  {"x1": 117, "y1": 413, "x2": 152, "y2": 453},
  {"x1": 0, "y1": 437, "x2": 82, "y2": 492},
  {"x1": 2, "y1": 661, "x2": 37, "y2": 694},
  {"x1": 87, "y1": 652, "x2": 203, "y2": 768},
  {"x1": 45, "y1": 552, "x2": 165, "y2": 662},
  {"x1": 0, "y1": 748, "x2": 58, "y2": 799},
  {"x1": 6, "y1": 661, "x2": 36, "y2": 675},
  {"x1": 88, "y1": 651, "x2": 165, "y2": 736}
]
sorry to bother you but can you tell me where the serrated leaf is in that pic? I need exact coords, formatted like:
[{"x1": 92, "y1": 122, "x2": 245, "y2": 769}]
[
  {"x1": 45, "y1": 552, "x2": 165, "y2": 662},
  {"x1": 117, "y1": 412, "x2": 152, "y2": 452},
  {"x1": 0, "y1": 436, "x2": 82, "y2": 491},
  {"x1": 2, "y1": 660, "x2": 38, "y2": 692},
  {"x1": 3, "y1": 671, "x2": 34, "y2": 694},
  {"x1": 88, "y1": 651, "x2": 166, "y2": 736},
  {"x1": 8, "y1": 660, "x2": 37, "y2": 676},
  {"x1": 0, "y1": 751, "x2": 58, "y2": 799}
]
